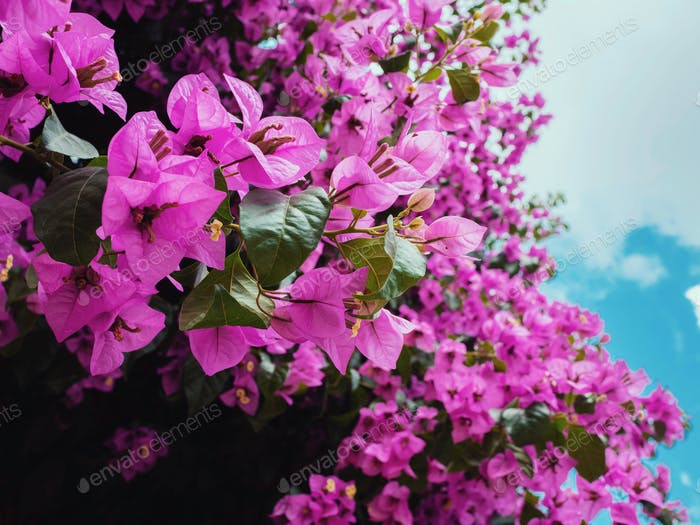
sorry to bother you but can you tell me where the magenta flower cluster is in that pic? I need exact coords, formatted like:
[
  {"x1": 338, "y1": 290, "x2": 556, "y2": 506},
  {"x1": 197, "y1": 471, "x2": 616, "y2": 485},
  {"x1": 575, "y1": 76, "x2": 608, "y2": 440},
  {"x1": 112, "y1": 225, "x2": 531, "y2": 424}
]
[{"x1": 0, "y1": 0, "x2": 689, "y2": 523}]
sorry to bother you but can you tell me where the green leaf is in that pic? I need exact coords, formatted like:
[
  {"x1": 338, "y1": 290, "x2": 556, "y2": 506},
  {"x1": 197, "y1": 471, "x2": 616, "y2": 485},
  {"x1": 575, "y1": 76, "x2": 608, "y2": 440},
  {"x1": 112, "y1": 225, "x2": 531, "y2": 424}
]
[
  {"x1": 653, "y1": 420, "x2": 667, "y2": 441},
  {"x1": 339, "y1": 237, "x2": 391, "y2": 288},
  {"x1": 257, "y1": 353, "x2": 290, "y2": 395},
  {"x1": 240, "y1": 187, "x2": 331, "y2": 286},
  {"x1": 447, "y1": 69, "x2": 481, "y2": 104},
  {"x1": 435, "y1": 21, "x2": 464, "y2": 43},
  {"x1": 170, "y1": 262, "x2": 207, "y2": 289},
  {"x1": 379, "y1": 51, "x2": 412, "y2": 73},
  {"x1": 42, "y1": 109, "x2": 99, "y2": 159},
  {"x1": 472, "y1": 20, "x2": 500, "y2": 42},
  {"x1": 567, "y1": 424, "x2": 607, "y2": 482},
  {"x1": 97, "y1": 238, "x2": 118, "y2": 268},
  {"x1": 573, "y1": 394, "x2": 597, "y2": 414},
  {"x1": 88, "y1": 155, "x2": 108, "y2": 167},
  {"x1": 501, "y1": 402, "x2": 552, "y2": 447},
  {"x1": 422, "y1": 68, "x2": 443, "y2": 82},
  {"x1": 183, "y1": 358, "x2": 228, "y2": 415},
  {"x1": 31, "y1": 167, "x2": 107, "y2": 266},
  {"x1": 506, "y1": 443, "x2": 534, "y2": 479},
  {"x1": 179, "y1": 252, "x2": 273, "y2": 331},
  {"x1": 340, "y1": 220, "x2": 425, "y2": 302},
  {"x1": 520, "y1": 490, "x2": 546, "y2": 523},
  {"x1": 322, "y1": 95, "x2": 352, "y2": 115},
  {"x1": 213, "y1": 167, "x2": 234, "y2": 224},
  {"x1": 248, "y1": 354, "x2": 290, "y2": 431}
]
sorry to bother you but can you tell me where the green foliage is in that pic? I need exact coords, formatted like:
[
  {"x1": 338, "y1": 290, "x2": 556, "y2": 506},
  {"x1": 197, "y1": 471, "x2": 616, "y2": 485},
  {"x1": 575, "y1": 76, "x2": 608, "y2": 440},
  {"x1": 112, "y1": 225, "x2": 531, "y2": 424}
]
[
  {"x1": 447, "y1": 69, "x2": 481, "y2": 103},
  {"x1": 339, "y1": 219, "x2": 425, "y2": 304},
  {"x1": 240, "y1": 187, "x2": 331, "y2": 286},
  {"x1": 179, "y1": 252, "x2": 273, "y2": 331},
  {"x1": 183, "y1": 358, "x2": 228, "y2": 415},
  {"x1": 31, "y1": 166, "x2": 108, "y2": 266}
]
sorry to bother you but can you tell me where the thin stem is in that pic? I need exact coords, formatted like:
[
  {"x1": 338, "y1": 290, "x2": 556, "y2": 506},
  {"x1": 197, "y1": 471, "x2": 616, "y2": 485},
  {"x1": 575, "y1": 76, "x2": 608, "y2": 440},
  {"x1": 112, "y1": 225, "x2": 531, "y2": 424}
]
[{"x1": 0, "y1": 135, "x2": 70, "y2": 173}]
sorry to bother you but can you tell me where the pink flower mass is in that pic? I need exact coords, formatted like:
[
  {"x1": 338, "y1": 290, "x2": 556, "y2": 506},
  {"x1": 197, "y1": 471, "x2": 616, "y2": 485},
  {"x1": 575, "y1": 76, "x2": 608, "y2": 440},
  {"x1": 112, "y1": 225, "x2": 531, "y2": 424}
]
[{"x1": 0, "y1": 1, "x2": 690, "y2": 524}]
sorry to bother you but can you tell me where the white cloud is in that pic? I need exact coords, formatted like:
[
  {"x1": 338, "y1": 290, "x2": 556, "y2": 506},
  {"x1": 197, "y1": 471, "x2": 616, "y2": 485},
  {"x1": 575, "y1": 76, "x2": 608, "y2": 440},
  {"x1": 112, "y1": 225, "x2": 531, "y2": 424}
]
[
  {"x1": 684, "y1": 285, "x2": 700, "y2": 329},
  {"x1": 519, "y1": 0, "x2": 700, "y2": 260},
  {"x1": 617, "y1": 254, "x2": 667, "y2": 288},
  {"x1": 680, "y1": 471, "x2": 692, "y2": 488}
]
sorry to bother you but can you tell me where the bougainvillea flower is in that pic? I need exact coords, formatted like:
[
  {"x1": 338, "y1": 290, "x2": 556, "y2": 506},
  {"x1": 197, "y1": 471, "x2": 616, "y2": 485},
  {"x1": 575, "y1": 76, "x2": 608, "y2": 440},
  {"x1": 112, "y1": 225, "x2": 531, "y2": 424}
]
[
  {"x1": 273, "y1": 268, "x2": 348, "y2": 340},
  {"x1": 33, "y1": 253, "x2": 139, "y2": 342},
  {"x1": 224, "y1": 74, "x2": 324, "y2": 189},
  {"x1": 220, "y1": 371, "x2": 260, "y2": 415},
  {"x1": 167, "y1": 74, "x2": 243, "y2": 168},
  {"x1": 101, "y1": 0, "x2": 155, "y2": 23},
  {"x1": 88, "y1": 298, "x2": 165, "y2": 375},
  {"x1": 330, "y1": 155, "x2": 398, "y2": 211},
  {"x1": 354, "y1": 309, "x2": 415, "y2": 370},
  {"x1": 101, "y1": 174, "x2": 226, "y2": 285},
  {"x1": 423, "y1": 216, "x2": 487, "y2": 257},
  {"x1": 334, "y1": 9, "x2": 394, "y2": 65},
  {"x1": 187, "y1": 325, "x2": 264, "y2": 376},
  {"x1": 407, "y1": 0, "x2": 452, "y2": 29},
  {"x1": 107, "y1": 111, "x2": 170, "y2": 181},
  {"x1": 0, "y1": 192, "x2": 31, "y2": 229},
  {"x1": 0, "y1": 94, "x2": 46, "y2": 162},
  {"x1": 367, "y1": 482, "x2": 412, "y2": 525},
  {"x1": 0, "y1": 0, "x2": 72, "y2": 34},
  {"x1": 106, "y1": 427, "x2": 168, "y2": 481},
  {"x1": 480, "y1": 60, "x2": 519, "y2": 87},
  {"x1": 0, "y1": 13, "x2": 126, "y2": 118}
]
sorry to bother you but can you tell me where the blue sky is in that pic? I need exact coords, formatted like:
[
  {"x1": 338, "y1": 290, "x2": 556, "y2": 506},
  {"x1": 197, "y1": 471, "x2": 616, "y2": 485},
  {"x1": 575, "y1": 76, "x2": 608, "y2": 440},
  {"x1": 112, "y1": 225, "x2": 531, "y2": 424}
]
[{"x1": 508, "y1": 0, "x2": 700, "y2": 521}]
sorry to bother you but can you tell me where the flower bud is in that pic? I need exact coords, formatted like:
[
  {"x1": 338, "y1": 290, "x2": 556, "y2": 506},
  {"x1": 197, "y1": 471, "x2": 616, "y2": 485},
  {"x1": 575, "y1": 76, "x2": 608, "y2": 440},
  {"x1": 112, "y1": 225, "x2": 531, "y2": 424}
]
[
  {"x1": 408, "y1": 217, "x2": 425, "y2": 230},
  {"x1": 407, "y1": 188, "x2": 435, "y2": 212}
]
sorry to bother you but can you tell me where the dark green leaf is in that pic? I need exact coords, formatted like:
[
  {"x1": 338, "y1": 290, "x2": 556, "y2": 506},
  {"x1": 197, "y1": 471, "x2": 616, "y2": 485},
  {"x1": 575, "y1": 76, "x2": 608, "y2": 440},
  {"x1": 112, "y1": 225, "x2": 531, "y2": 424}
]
[
  {"x1": 170, "y1": 262, "x2": 207, "y2": 289},
  {"x1": 183, "y1": 358, "x2": 228, "y2": 415},
  {"x1": 567, "y1": 424, "x2": 607, "y2": 482},
  {"x1": 447, "y1": 69, "x2": 481, "y2": 104},
  {"x1": 257, "y1": 353, "x2": 290, "y2": 395},
  {"x1": 379, "y1": 51, "x2": 412, "y2": 73},
  {"x1": 520, "y1": 490, "x2": 545, "y2": 523},
  {"x1": 338, "y1": 220, "x2": 425, "y2": 302},
  {"x1": 322, "y1": 95, "x2": 352, "y2": 115},
  {"x1": 248, "y1": 354, "x2": 290, "y2": 431},
  {"x1": 42, "y1": 109, "x2": 99, "y2": 159},
  {"x1": 88, "y1": 155, "x2": 108, "y2": 167},
  {"x1": 240, "y1": 187, "x2": 331, "y2": 286},
  {"x1": 501, "y1": 403, "x2": 551, "y2": 447},
  {"x1": 179, "y1": 252, "x2": 273, "y2": 331},
  {"x1": 98, "y1": 238, "x2": 118, "y2": 268},
  {"x1": 213, "y1": 167, "x2": 234, "y2": 224},
  {"x1": 472, "y1": 20, "x2": 500, "y2": 42},
  {"x1": 573, "y1": 394, "x2": 597, "y2": 415},
  {"x1": 31, "y1": 167, "x2": 107, "y2": 266},
  {"x1": 435, "y1": 21, "x2": 464, "y2": 43}
]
